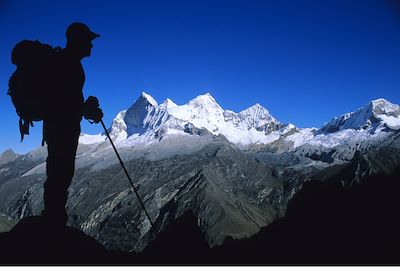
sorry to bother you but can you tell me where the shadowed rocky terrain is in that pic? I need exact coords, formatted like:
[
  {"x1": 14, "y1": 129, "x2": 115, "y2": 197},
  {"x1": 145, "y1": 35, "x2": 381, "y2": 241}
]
[{"x1": 1, "y1": 163, "x2": 399, "y2": 264}]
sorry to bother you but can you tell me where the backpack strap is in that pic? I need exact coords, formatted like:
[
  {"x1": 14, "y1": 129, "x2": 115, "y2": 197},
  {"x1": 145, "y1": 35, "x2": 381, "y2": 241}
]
[{"x1": 18, "y1": 117, "x2": 31, "y2": 142}]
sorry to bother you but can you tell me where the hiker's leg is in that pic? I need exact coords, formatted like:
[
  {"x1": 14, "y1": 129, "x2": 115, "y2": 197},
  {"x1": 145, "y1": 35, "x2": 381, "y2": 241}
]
[{"x1": 43, "y1": 121, "x2": 80, "y2": 224}]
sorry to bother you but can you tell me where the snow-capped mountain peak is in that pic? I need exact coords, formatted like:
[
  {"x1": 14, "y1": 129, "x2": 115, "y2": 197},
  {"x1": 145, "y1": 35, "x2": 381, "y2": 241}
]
[
  {"x1": 81, "y1": 92, "x2": 289, "y2": 147},
  {"x1": 370, "y1": 98, "x2": 400, "y2": 116},
  {"x1": 160, "y1": 98, "x2": 178, "y2": 110},
  {"x1": 240, "y1": 103, "x2": 269, "y2": 116},
  {"x1": 239, "y1": 103, "x2": 278, "y2": 128},
  {"x1": 191, "y1": 92, "x2": 216, "y2": 102},
  {"x1": 79, "y1": 92, "x2": 400, "y2": 151},
  {"x1": 319, "y1": 98, "x2": 400, "y2": 134},
  {"x1": 141, "y1": 91, "x2": 158, "y2": 107},
  {"x1": 123, "y1": 92, "x2": 158, "y2": 130},
  {"x1": 167, "y1": 93, "x2": 226, "y2": 134},
  {"x1": 186, "y1": 93, "x2": 222, "y2": 111}
]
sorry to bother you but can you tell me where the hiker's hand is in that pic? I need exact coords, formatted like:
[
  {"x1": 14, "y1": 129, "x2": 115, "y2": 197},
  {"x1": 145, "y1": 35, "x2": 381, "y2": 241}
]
[
  {"x1": 92, "y1": 107, "x2": 103, "y2": 123},
  {"x1": 83, "y1": 96, "x2": 103, "y2": 123},
  {"x1": 84, "y1": 96, "x2": 99, "y2": 108},
  {"x1": 84, "y1": 107, "x2": 103, "y2": 123}
]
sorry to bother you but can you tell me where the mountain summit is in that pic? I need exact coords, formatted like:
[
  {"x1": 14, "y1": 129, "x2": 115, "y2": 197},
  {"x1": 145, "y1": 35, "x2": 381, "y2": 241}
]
[
  {"x1": 92, "y1": 92, "x2": 289, "y2": 147},
  {"x1": 124, "y1": 92, "x2": 159, "y2": 130},
  {"x1": 80, "y1": 94, "x2": 400, "y2": 154},
  {"x1": 320, "y1": 98, "x2": 400, "y2": 133}
]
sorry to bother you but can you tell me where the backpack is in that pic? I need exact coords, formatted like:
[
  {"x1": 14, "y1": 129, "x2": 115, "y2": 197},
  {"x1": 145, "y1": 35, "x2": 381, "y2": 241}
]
[{"x1": 7, "y1": 40, "x2": 61, "y2": 142}]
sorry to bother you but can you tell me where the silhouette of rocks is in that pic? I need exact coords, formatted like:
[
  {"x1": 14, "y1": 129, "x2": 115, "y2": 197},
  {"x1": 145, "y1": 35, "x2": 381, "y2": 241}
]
[
  {"x1": 109, "y1": 212, "x2": 211, "y2": 264},
  {"x1": 211, "y1": 167, "x2": 400, "y2": 264},
  {"x1": 0, "y1": 216, "x2": 113, "y2": 264},
  {"x1": 136, "y1": 211, "x2": 210, "y2": 264},
  {"x1": 109, "y1": 164, "x2": 400, "y2": 264}
]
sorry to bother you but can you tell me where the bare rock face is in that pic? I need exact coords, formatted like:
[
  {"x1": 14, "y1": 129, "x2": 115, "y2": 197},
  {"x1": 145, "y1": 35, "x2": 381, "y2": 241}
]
[{"x1": 0, "y1": 213, "x2": 17, "y2": 232}]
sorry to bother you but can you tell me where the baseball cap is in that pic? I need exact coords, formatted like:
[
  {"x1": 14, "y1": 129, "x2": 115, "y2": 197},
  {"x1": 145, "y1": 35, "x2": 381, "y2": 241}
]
[{"x1": 66, "y1": 22, "x2": 100, "y2": 42}]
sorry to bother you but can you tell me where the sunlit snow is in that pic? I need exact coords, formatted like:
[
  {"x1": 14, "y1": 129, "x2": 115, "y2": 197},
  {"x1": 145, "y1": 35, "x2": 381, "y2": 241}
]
[{"x1": 79, "y1": 93, "x2": 400, "y2": 151}]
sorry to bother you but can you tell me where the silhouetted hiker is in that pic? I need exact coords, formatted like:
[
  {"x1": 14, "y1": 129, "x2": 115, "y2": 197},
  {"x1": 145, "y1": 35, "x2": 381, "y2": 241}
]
[{"x1": 42, "y1": 22, "x2": 103, "y2": 226}]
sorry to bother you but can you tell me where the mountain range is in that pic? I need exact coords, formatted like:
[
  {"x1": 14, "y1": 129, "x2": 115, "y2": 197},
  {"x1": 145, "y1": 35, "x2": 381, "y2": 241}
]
[{"x1": 0, "y1": 92, "x2": 399, "y2": 252}]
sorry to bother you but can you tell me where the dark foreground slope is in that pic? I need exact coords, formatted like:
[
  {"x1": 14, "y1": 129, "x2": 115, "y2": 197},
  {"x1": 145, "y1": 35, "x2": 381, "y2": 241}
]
[
  {"x1": 114, "y1": 165, "x2": 400, "y2": 264},
  {"x1": 211, "y1": 167, "x2": 400, "y2": 264},
  {"x1": 0, "y1": 216, "x2": 115, "y2": 264},
  {"x1": 134, "y1": 166, "x2": 400, "y2": 264},
  {"x1": 1, "y1": 166, "x2": 399, "y2": 264}
]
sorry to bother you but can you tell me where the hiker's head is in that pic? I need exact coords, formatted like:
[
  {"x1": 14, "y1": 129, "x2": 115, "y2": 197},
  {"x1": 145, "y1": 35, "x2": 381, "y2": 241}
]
[{"x1": 66, "y1": 22, "x2": 100, "y2": 59}]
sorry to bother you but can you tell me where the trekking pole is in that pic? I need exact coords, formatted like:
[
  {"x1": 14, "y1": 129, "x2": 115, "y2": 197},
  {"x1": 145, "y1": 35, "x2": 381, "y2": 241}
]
[{"x1": 100, "y1": 119, "x2": 154, "y2": 227}]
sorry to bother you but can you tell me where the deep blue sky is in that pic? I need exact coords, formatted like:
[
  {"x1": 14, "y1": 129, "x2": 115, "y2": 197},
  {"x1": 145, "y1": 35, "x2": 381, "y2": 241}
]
[{"x1": 1, "y1": 0, "x2": 400, "y2": 154}]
